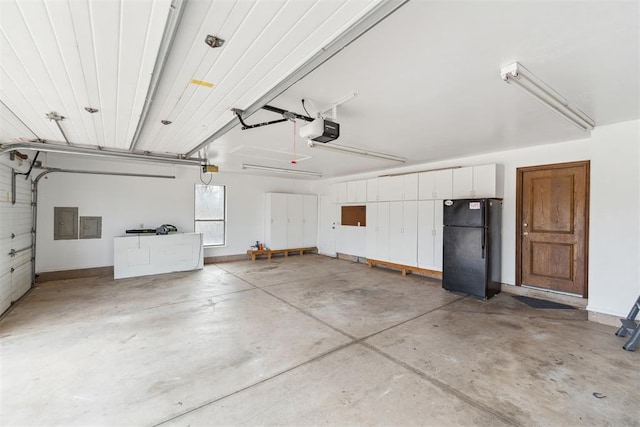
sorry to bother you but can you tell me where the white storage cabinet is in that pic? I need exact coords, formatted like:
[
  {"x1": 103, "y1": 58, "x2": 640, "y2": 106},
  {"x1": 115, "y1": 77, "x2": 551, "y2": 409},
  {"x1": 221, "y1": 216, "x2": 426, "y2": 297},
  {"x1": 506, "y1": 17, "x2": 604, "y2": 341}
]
[
  {"x1": 452, "y1": 164, "x2": 502, "y2": 199},
  {"x1": 265, "y1": 193, "x2": 318, "y2": 250}
]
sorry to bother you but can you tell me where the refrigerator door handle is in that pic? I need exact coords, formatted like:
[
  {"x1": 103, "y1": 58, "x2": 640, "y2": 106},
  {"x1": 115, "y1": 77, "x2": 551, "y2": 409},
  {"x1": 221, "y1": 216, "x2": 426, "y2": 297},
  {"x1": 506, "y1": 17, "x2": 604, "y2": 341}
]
[{"x1": 481, "y1": 228, "x2": 486, "y2": 259}]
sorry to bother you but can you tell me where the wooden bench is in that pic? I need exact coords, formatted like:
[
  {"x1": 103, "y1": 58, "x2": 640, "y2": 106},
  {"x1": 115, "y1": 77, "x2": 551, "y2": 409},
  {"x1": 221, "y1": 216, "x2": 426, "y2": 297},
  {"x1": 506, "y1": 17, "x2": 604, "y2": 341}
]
[
  {"x1": 366, "y1": 258, "x2": 442, "y2": 278},
  {"x1": 246, "y1": 247, "x2": 317, "y2": 261}
]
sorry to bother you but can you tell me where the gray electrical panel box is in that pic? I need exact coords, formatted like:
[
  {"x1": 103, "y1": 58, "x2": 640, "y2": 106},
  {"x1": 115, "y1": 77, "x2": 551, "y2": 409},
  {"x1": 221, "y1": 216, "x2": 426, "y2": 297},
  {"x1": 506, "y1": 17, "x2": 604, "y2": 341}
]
[
  {"x1": 54, "y1": 207, "x2": 78, "y2": 240},
  {"x1": 79, "y1": 216, "x2": 102, "y2": 239}
]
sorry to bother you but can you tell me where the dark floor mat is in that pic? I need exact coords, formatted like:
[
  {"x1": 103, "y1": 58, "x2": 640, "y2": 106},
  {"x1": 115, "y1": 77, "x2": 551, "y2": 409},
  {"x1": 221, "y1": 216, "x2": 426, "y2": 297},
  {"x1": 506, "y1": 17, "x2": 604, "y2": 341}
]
[{"x1": 513, "y1": 295, "x2": 576, "y2": 310}]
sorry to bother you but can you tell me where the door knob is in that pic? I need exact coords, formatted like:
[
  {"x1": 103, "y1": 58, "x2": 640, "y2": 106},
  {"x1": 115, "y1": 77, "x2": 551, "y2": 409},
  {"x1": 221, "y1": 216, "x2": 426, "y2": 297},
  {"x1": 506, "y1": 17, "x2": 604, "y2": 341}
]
[{"x1": 523, "y1": 231, "x2": 529, "y2": 236}]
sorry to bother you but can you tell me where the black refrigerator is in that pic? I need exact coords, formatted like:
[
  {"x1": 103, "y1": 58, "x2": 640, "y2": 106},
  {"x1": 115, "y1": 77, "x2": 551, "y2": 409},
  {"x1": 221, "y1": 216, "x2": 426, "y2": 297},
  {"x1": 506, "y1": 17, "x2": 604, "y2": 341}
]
[{"x1": 442, "y1": 198, "x2": 502, "y2": 299}]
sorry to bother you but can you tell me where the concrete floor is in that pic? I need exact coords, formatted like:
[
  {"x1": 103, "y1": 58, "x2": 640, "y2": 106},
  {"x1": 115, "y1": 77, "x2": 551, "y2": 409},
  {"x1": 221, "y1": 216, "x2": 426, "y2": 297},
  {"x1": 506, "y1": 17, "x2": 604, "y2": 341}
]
[{"x1": 1, "y1": 255, "x2": 638, "y2": 426}]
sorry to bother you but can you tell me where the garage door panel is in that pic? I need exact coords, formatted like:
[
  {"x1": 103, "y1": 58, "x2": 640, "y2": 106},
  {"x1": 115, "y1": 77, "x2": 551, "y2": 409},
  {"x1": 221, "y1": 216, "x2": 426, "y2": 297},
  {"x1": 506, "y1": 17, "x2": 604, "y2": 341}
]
[{"x1": 0, "y1": 164, "x2": 33, "y2": 314}]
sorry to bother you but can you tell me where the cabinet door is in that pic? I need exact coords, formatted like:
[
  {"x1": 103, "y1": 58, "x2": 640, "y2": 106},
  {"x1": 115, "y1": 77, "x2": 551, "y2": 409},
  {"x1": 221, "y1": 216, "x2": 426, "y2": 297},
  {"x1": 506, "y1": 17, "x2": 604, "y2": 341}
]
[
  {"x1": 472, "y1": 164, "x2": 497, "y2": 198},
  {"x1": 389, "y1": 201, "x2": 417, "y2": 265},
  {"x1": 433, "y1": 169, "x2": 453, "y2": 199},
  {"x1": 346, "y1": 181, "x2": 357, "y2": 203},
  {"x1": 399, "y1": 201, "x2": 418, "y2": 266},
  {"x1": 452, "y1": 167, "x2": 473, "y2": 198},
  {"x1": 418, "y1": 171, "x2": 436, "y2": 200},
  {"x1": 269, "y1": 194, "x2": 288, "y2": 249},
  {"x1": 287, "y1": 195, "x2": 304, "y2": 248},
  {"x1": 366, "y1": 178, "x2": 378, "y2": 202},
  {"x1": 417, "y1": 200, "x2": 435, "y2": 269},
  {"x1": 386, "y1": 176, "x2": 404, "y2": 201},
  {"x1": 336, "y1": 182, "x2": 348, "y2": 203},
  {"x1": 403, "y1": 174, "x2": 418, "y2": 200},
  {"x1": 355, "y1": 180, "x2": 367, "y2": 203},
  {"x1": 377, "y1": 176, "x2": 394, "y2": 201},
  {"x1": 365, "y1": 203, "x2": 378, "y2": 259},
  {"x1": 433, "y1": 200, "x2": 444, "y2": 270},
  {"x1": 377, "y1": 202, "x2": 390, "y2": 262},
  {"x1": 302, "y1": 195, "x2": 318, "y2": 247}
]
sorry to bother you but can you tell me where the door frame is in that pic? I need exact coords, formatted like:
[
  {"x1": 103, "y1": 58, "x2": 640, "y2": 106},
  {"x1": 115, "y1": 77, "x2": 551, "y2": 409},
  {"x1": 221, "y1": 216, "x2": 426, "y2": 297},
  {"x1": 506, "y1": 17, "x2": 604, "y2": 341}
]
[{"x1": 515, "y1": 160, "x2": 590, "y2": 297}]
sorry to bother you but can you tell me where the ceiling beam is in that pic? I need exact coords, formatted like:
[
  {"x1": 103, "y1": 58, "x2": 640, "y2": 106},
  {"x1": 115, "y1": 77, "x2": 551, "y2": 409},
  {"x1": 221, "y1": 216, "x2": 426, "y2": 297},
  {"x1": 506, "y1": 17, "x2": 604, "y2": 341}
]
[
  {"x1": 128, "y1": 0, "x2": 188, "y2": 153},
  {"x1": 0, "y1": 142, "x2": 203, "y2": 166}
]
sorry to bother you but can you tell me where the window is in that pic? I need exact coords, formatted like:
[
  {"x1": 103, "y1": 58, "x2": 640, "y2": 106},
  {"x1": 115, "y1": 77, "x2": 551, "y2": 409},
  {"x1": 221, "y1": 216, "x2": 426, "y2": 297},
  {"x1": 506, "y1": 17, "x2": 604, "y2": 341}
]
[{"x1": 195, "y1": 184, "x2": 226, "y2": 246}]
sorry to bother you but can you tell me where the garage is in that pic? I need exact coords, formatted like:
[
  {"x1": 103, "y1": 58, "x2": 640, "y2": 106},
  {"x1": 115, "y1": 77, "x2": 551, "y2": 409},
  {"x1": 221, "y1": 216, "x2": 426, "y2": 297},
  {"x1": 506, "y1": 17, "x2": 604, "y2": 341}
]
[{"x1": 1, "y1": 1, "x2": 638, "y2": 425}]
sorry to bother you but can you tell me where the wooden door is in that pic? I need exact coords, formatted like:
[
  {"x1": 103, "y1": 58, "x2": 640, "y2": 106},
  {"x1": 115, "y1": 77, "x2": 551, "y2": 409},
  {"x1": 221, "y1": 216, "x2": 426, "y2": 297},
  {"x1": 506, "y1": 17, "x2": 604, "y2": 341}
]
[{"x1": 517, "y1": 161, "x2": 589, "y2": 296}]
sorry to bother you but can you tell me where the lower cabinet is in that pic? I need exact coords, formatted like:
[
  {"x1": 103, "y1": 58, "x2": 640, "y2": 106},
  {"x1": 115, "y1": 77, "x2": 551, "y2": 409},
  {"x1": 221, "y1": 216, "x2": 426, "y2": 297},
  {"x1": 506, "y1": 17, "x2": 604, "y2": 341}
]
[
  {"x1": 417, "y1": 200, "x2": 444, "y2": 271},
  {"x1": 365, "y1": 200, "x2": 443, "y2": 272}
]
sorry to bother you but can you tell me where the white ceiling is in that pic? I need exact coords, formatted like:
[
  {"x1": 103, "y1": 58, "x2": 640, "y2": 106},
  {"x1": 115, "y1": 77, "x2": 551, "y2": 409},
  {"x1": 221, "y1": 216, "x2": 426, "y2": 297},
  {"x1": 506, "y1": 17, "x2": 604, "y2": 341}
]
[{"x1": 1, "y1": 0, "x2": 638, "y2": 178}]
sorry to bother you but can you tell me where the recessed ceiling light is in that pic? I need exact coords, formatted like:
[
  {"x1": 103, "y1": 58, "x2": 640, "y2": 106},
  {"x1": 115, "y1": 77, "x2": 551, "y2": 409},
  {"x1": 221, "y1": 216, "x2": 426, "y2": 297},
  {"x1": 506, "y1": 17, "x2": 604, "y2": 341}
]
[{"x1": 161, "y1": 120, "x2": 172, "y2": 125}]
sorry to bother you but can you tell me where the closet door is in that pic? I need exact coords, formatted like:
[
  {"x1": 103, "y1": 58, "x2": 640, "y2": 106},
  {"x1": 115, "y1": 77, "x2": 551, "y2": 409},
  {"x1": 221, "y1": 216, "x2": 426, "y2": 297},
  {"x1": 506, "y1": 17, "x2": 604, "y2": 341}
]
[
  {"x1": 377, "y1": 202, "x2": 390, "y2": 262},
  {"x1": 417, "y1": 200, "x2": 435, "y2": 269},
  {"x1": 268, "y1": 193, "x2": 288, "y2": 250},
  {"x1": 365, "y1": 203, "x2": 378, "y2": 259},
  {"x1": 302, "y1": 195, "x2": 318, "y2": 247},
  {"x1": 287, "y1": 195, "x2": 304, "y2": 248}
]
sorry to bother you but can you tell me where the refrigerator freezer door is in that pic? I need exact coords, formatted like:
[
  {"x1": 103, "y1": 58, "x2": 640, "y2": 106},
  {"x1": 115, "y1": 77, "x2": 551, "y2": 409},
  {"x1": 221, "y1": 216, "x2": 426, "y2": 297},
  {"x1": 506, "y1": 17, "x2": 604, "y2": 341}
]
[
  {"x1": 443, "y1": 199, "x2": 485, "y2": 227},
  {"x1": 442, "y1": 226, "x2": 488, "y2": 297}
]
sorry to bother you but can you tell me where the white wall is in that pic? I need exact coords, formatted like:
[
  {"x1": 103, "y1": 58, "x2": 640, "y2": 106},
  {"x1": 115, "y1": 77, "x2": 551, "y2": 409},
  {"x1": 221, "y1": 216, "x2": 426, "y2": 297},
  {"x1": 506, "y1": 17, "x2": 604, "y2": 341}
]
[
  {"x1": 312, "y1": 120, "x2": 640, "y2": 318},
  {"x1": 35, "y1": 154, "x2": 312, "y2": 272}
]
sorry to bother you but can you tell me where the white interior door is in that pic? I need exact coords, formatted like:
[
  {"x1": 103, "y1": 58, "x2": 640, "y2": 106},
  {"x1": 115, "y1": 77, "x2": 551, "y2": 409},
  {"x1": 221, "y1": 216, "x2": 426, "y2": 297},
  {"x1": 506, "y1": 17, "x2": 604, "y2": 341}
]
[{"x1": 317, "y1": 195, "x2": 336, "y2": 256}]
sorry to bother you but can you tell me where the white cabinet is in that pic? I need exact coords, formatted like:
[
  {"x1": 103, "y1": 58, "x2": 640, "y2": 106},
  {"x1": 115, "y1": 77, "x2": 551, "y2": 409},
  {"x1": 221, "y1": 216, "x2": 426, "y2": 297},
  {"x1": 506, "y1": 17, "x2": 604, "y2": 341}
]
[
  {"x1": 417, "y1": 200, "x2": 444, "y2": 271},
  {"x1": 336, "y1": 224, "x2": 366, "y2": 257},
  {"x1": 335, "y1": 182, "x2": 348, "y2": 203},
  {"x1": 378, "y1": 174, "x2": 418, "y2": 201},
  {"x1": 366, "y1": 178, "x2": 378, "y2": 201},
  {"x1": 266, "y1": 193, "x2": 288, "y2": 249},
  {"x1": 336, "y1": 180, "x2": 366, "y2": 203},
  {"x1": 418, "y1": 169, "x2": 453, "y2": 200},
  {"x1": 347, "y1": 180, "x2": 367, "y2": 203},
  {"x1": 365, "y1": 202, "x2": 390, "y2": 261},
  {"x1": 389, "y1": 201, "x2": 418, "y2": 266},
  {"x1": 452, "y1": 164, "x2": 502, "y2": 199},
  {"x1": 302, "y1": 195, "x2": 318, "y2": 247},
  {"x1": 287, "y1": 195, "x2": 304, "y2": 248},
  {"x1": 265, "y1": 193, "x2": 317, "y2": 249}
]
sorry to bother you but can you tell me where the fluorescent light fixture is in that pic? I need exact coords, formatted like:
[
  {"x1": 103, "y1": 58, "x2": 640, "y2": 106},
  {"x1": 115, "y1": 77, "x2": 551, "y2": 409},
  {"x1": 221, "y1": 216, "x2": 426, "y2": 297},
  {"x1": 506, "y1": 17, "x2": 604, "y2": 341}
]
[
  {"x1": 500, "y1": 62, "x2": 595, "y2": 131},
  {"x1": 307, "y1": 141, "x2": 406, "y2": 163},
  {"x1": 242, "y1": 163, "x2": 322, "y2": 177}
]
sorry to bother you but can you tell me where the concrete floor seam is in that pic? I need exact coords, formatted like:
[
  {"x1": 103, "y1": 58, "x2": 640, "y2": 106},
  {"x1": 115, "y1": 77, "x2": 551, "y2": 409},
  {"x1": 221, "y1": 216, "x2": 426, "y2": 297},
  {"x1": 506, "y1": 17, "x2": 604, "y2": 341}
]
[
  {"x1": 356, "y1": 295, "x2": 468, "y2": 342},
  {"x1": 215, "y1": 262, "x2": 365, "y2": 290},
  {"x1": 358, "y1": 341, "x2": 522, "y2": 426},
  {"x1": 151, "y1": 341, "x2": 359, "y2": 427},
  {"x1": 228, "y1": 270, "x2": 520, "y2": 426}
]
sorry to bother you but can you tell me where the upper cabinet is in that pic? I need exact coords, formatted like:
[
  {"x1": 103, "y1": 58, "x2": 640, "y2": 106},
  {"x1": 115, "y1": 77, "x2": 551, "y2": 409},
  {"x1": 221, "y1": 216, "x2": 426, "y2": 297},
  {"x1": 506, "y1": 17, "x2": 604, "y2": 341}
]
[
  {"x1": 336, "y1": 180, "x2": 366, "y2": 203},
  {"x1": 418, "y1": 169, "x2": 453, "y2": 200},
  {"x1": 377, "y1": 174, "x2": 418, "y2": 201},
  {"x1": 452, "y1": 164, "x2": 503, "y2": 199}
]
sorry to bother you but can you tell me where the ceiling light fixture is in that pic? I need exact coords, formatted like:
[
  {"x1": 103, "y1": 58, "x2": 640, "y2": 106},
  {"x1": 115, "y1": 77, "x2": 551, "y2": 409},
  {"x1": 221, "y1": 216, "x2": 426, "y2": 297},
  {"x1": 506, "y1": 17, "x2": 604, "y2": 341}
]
[
  {"x1": 242, "y1": 163, "x2": 322, "y2": 178},
  {"x1": 84, "y1": 107, "x2": 98, "y2": 113},
  {"x1": 205, "y1": 35, "x2": 225, "y2": 48},
  {"x1": 500, "y1": 62, "x2": 595, "y2": 131},
  {"x1": 161, "y1": 120, "x2": 172, "y2": 125},
  {"x1": 307, "y1": 141, "x2": 406, "y2": 163}
]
